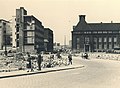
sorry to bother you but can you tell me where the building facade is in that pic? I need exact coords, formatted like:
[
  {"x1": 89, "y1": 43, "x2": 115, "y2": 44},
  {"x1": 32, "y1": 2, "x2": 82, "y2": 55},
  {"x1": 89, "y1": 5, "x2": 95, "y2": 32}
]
[
  {"x1": 16, "y1": 7, "x2": 27, "y2": 52},
  {"x1": 16, "y1": 7, "x2": 54, "y2": 53},
  {"x1": 44, "y1": 28, "x2": 53, "y2": 52},
  {"x1": 11, "y1": 16, "x2": 16, "y2": 48},
  {"x1": 72, "y1": 15, "x2": 120, "y2": 52},
  {"x1": 24, "y1": 15, "x2": 44, "y2": 53},
  {"x1": 0, "y1": 19, "x2": 12, "y2": 50}
]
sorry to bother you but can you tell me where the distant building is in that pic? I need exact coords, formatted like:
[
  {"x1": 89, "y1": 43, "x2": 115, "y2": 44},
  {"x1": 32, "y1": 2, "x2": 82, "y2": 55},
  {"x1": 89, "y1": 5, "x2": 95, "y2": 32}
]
[
  {"x1": 53, "y1": 42, "x2": 61, "y2": 50},
  {"x1": 0, "y1": 19, "x2": 12, "y2": 50},
  {"x1": 72, "y1": 15, "x2": 120, "y2": 52},
  {"x1": 44, "y1": 28, "x2": 53, "y2": 52}
]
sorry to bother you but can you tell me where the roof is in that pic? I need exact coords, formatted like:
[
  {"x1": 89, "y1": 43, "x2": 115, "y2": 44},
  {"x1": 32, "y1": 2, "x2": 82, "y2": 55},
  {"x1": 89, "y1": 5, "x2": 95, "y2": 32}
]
[
  {"x1": 73, "y1": 15, "x2": 120, "y2": 31},
  {"x1": 75, "y1": 21, "x2": 92, "y2": 31},
  {"x1": 88, "y1": 23, "x2": 120, "y2": 31},
  {"x1": 74, "y1": 22, "x2": 120, "y2": 31}
]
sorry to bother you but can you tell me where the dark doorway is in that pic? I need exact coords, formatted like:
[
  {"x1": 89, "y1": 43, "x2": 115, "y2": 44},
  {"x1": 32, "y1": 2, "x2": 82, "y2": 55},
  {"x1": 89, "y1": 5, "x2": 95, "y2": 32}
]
[{"x1": 85, "y1": 45, "x2": 89, "y2": 52}]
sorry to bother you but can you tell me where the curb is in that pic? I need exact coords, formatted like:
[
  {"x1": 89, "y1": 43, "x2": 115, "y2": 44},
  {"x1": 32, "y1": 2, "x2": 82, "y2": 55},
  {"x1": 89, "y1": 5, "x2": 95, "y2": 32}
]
[
  {"x1": 0, "y1": 68, "x2": 19, "y2": 72},
  {"x1": 0, "y1": 65, "x2": 84, "y2": 79}
]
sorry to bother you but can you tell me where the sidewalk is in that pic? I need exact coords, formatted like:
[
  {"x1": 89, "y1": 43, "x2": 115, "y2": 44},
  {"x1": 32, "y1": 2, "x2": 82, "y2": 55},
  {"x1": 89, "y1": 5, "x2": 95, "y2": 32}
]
[{"x1": 0, "y1": 64, "x2": 84, "y2": 79}]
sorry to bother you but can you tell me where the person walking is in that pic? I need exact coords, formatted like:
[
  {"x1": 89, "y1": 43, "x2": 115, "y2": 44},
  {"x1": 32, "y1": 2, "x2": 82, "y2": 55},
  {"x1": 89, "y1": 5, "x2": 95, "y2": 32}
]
[
  {"x1": 37, "y1": 53, "x2": 42, "y2": 70},
  {"x1": 68, "y1": 54, "x2": 72, "y2": 65},
  {"x1": 26, "y1": 53, "x2": 32, "y2": 72}
]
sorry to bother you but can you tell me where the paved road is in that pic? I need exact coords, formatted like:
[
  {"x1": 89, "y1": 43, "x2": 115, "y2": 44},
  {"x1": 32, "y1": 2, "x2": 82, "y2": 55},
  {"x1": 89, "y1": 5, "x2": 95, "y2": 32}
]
[{"x1": 0, "y1": 56, "x2": 120, "y2": 88}]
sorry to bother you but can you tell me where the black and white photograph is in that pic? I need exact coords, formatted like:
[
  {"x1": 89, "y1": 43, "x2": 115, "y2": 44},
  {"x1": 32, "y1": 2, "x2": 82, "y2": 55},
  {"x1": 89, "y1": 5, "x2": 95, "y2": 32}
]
[{"x1": 0, "y1": 0, "x2": 120, "y2": 88}]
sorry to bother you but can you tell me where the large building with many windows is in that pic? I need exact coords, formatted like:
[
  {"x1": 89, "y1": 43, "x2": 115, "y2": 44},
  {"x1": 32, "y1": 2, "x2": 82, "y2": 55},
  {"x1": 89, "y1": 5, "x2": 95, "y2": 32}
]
[
  {"x1": 72, "y1": 15, "x2": 120, "y2": 52},
  {"x1": 0, "y1": 19, "x2": 12, "y2": 50},
  {"x1": 16, "y1": 7, "x2": 54, "y2": 53},
  {"x1": 24, "y1": 15, "x2": 45, "y2": 53},
  {"x1": 44, "y1": 28, "x2": 53, "y2": 52}
]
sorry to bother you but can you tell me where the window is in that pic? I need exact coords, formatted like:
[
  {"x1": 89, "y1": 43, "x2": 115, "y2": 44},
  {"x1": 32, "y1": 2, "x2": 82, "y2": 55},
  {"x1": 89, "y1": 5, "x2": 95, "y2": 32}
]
[
  {"x1": 113, "y1": 31, "x2": 118, "y2": 33},
  {"x1": 30, "y1": 26, "x2": 32, "y2": 29},
  {"x1": 99, "y1": 37, "x2": 102, "y2": 42},
  {"x1": 85, "y1": 37, "x2": 89, "y2": 44},
  {"x1": 27, "y1": 26, "x2": 30, "y2": 30},
  {"x1": 114, "y1": 43, "x2": 117, "y2": 48},
  {"x1": 74, "y1": 32, "x2": 80, "y2": 34},
  {"x1": 93, "y1": 31, "x2": 97, "y2": 33},
  {"x1": 93, "y1": 37, "x2": 97, "y2": 43},
  {"x1": 114, "y1": 37, "x2": 117, "y2": 42},
  {"x1": 17, "y1": 41, "x2": 19, "y2": 47},
  {"x1": 16, "y1": 34, "x2": 19, "y2": 39},
  {"x1": 16, "y1": 24, "x2": 19, "y2": 27},
  {"x1": 108, "y1": 31, "x2": 112, "y2": 33},
  {"x1": 84, "y1": 32, "x2": 86, "y2": 34},
  {"x1": 109, "y1": 37, "x2": 112, "y2": 42},
  {"x1": 98, "y1": 31, "x2": 102, "y2": 33},
  {"x1": 94, "y1": 44, "x2": 97, "y2": 49},
  {"x1": 27, "y1": 37, "x2": 34, "y2": 43},
  {"x1": 104, "y1": 37, "x2": 107, "y2": 42},
  {"x1": 27, "y1": 31, "x2": 34, "y2": 36},
  {"x1": 104, "y1": 44, "x2": 107, "y2": 49},
  {"x1": 16, "y1": 18, "x2": 20, "y2": 22},
  {"x1": 16, "y1": 28, "x2": 19, "y2": 32},
  {"x1": 109, "y1": 44, "x2": 112, "y2": 49},
  {"x1": 103, "y1": 31, "x2": 107, "y2": 33},
  {"x1": 27, "y1": 25, "x2": 34, "y2": 30},
  {"x1": 87, "y1": 31, "x2": 91, "y2": 34},
  {"x1": 76, "y1": 38, "x2": 80, "y2": 43},
  {"x1": 99, "y1": 44, "x2": 102, "y2": 49}
]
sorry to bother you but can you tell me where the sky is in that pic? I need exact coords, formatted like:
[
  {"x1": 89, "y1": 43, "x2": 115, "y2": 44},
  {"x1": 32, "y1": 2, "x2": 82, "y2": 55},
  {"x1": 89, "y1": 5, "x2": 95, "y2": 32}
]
[{"x1": 0, "y1": 0, "x2": 120, "y2": 45}]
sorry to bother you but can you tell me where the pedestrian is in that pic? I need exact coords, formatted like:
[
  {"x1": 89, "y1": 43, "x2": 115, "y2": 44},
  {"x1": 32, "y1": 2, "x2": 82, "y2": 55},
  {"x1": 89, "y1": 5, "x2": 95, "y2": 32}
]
[
  {"x1": 37, "y1": 53, "x2": 42, "y2": 70},
  {"x1": 84, "y1": 53, "x2": 88, "y2": 59},
  {"x1": 26, "y1": 53, "x2": 32, "y2": 72},
  {"x1": 56, "y1": 52, "x2": 61, "y2": 59},
  {"x1": 68, "y1": 54, "x2": 72, "y2": 65}
]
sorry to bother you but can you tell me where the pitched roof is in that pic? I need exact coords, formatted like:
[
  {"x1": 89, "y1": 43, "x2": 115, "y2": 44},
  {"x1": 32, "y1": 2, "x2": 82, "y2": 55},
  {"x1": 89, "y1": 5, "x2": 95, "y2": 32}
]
[
  {"x1": 73, "y1": 15, "x2": 120, "y2": 31},
  {"x1": 74, "y1": 20, "x2": 92, "y2": 31},
  {"x1": 74, "y1": 22, "x2": 120, "y2": 31},
  {"x1": 88, "y1": 23, "x2": 120, "y2": 31}
]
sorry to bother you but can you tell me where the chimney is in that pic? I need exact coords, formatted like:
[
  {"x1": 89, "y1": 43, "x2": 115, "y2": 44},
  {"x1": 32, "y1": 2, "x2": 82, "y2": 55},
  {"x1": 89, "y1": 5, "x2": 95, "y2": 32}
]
[{"x1": 79, "y1": 15, "x2": 86, "y2": 22}]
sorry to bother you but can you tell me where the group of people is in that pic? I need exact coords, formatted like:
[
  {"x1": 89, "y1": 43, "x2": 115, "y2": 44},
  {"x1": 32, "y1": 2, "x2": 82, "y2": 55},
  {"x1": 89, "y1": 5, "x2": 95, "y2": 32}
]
[
  {"x1": 56, "y1": 52, "x2": 73, "y2": 65},
  {"x1": 26, "y1": 53, "x2": 42, "y2": 72},
  {"x1": 26, "y1": 52, "x2": 73, "y2": 72}
]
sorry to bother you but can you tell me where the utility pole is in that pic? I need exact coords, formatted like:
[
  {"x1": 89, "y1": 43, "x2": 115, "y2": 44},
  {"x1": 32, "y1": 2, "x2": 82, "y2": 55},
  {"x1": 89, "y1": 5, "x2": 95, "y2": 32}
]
[{"x1": 64, "y1": 35, "x2": 66, "y2": 50}]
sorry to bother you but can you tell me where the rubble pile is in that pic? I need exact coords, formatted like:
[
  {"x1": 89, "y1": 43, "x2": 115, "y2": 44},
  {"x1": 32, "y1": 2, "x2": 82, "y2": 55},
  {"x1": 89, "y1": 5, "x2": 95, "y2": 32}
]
[
  {"x1": 0, "y1": 55, "x2": 26, "y2": 72},
  {"x1": 0, "y1": 53, "x2": 69, "y2": 72}
]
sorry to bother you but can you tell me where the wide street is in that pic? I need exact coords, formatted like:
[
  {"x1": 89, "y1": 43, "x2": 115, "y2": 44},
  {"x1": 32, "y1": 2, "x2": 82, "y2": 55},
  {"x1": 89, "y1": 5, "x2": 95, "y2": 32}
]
[{"x1": 0, "y1": 55, "x2": 120, "y2": 88}]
